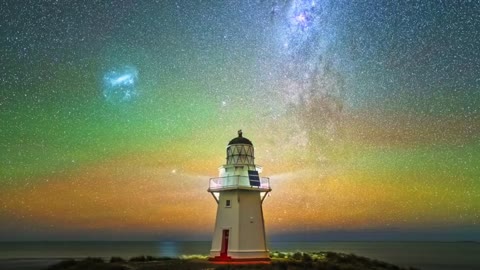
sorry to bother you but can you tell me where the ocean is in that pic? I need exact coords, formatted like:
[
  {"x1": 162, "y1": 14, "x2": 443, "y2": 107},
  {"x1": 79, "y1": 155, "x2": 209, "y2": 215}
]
[{"x1": 0, "y1": 241, "x2": 479, "y2": 270}]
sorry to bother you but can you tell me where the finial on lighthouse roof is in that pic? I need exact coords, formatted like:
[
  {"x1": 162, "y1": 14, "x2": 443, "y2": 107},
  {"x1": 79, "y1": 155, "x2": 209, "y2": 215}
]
[{"x1": 228, "y1": 129, "x2": 253, "y2": 145}]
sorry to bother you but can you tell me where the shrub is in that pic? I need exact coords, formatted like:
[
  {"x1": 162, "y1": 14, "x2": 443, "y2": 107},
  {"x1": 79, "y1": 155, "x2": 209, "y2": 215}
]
[
  {"x1": 82, "y1": 257, "x2": 104, "y2": 263},
  {"x1": 129, "y1": 255, "x2": 147, "y2": 262},
  {"x1": 325, "y1": 252, "x2": 339, "y2": 260},
  {"x1": 302, "y1": 252, "x2": 313, "y2": 262},
  {"x1": 110, "y1": 256, "x2": 125, "y2": 263},
  {"x1": 179, "y1": 254, "x2": 208, "y2": 259},
  {"x1": 292, "y1": 251, "x2": 303, "y2": 260},
  {"x1": 46, "y1": 259, "x2": 77, "y2": 270}
]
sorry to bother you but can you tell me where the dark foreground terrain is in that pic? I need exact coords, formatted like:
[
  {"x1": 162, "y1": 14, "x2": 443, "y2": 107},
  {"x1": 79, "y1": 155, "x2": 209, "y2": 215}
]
[{"x1": 45, "y1": 252, "x2": 420, "y2": 270}]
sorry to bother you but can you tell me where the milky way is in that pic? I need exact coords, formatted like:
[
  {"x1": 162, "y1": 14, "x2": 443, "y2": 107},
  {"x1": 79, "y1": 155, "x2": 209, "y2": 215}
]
[
  {"x1": 0, "y1": 0, "x2": 479, "y2": 241},
  {"x1": 271, "y1": 0, "x2": 346, "y2": 163}
]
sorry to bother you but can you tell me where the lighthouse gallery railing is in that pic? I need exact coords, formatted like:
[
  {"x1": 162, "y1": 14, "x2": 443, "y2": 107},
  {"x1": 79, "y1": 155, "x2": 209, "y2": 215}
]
[{"x1": 208, "y1": 176, "x2": 271, "y2": 191}]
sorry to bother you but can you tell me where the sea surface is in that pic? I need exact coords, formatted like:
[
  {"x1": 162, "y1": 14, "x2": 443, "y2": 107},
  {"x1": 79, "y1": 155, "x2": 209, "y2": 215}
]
[{"x1": 0, "y1": 241, "x2": 479, "y2": 270}]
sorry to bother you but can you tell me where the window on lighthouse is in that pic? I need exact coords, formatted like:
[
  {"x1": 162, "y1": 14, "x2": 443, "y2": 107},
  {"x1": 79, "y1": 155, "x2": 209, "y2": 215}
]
[{"x1": 225, "y1": 199, "x2": 231, "y2": 207}]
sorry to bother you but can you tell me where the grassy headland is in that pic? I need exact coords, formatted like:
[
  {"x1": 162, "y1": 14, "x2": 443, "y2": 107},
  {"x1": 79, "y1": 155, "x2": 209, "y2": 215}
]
[{"x1": 45, "y1": 251, "x2": 420, "y2": 270}]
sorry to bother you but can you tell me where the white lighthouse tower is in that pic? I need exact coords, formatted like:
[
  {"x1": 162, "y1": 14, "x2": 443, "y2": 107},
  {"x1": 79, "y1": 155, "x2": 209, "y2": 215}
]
[{"x1": 208, "y1": 130, "x2": 271, "y2": 261}]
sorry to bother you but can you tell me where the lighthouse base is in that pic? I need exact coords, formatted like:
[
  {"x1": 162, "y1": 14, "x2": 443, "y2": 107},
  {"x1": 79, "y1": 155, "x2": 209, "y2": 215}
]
[
  {"x1": 209, "y1": 256, "x2": 271, "y2": 264},
  {"x1": 209, "y1": 250, "x2": 270, "y2": 262}
]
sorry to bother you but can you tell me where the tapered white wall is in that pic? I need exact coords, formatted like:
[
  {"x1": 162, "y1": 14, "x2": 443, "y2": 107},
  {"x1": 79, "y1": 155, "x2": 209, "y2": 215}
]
[{"x1": 210, "y1": 190, "x2": 268, "y2": 259}]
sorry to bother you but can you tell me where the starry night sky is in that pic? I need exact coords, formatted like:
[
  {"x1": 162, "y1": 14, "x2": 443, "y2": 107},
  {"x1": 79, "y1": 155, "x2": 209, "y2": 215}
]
[{"x1": 1, "y1": 0, "x2": 479, "y2": 241}]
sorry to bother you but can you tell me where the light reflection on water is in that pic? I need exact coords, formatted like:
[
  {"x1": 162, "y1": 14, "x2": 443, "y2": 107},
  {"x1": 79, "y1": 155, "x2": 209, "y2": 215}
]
[{"x1": 157, "y1": 241, "x2": 178, "y2": 258}]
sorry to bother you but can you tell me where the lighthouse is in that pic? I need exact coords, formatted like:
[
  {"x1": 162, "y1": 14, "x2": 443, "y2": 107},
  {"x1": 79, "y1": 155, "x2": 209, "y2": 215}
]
[{"x1": 208, "y1": 130, "x2": 271, "y2": 261}]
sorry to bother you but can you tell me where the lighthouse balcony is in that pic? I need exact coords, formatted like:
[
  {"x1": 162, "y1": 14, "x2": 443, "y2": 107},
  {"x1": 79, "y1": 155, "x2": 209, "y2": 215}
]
[{"x1": 208, "y1": 176, "x2": 271, "y2": 192}]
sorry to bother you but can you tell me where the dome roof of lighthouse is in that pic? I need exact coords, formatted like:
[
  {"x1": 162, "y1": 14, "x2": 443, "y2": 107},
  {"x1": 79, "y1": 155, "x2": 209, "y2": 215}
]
[{"x1": 228, "y1": 130, "x2": 253, "y2": 146}]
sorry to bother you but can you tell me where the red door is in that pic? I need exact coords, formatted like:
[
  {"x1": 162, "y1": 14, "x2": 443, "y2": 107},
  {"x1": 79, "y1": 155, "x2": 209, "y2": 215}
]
[{"x1": 220, "y1": 229, "x2": 229, "y2": 257}]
